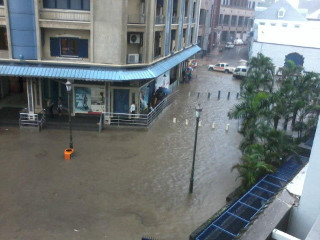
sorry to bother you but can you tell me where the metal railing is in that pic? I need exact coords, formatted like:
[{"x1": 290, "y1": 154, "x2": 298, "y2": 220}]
[
  {"x1": 19, "y1": 109, "x2": 46, "y2": 131},
  {"x1": 155, "y1": 15, "x2": 165, "y2": 24},
  {"x1": 128, "y1": 14, "x2": 145, "y2": 24},
  {"x1": 172, "y1": 16, "x2": 179, "y2": 24},
  {"x1": 101, "y1": 90, "x2": 178, "y2": 128}
]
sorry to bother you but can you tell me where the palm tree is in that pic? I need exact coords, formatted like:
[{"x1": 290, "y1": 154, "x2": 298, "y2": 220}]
[
  {"x1": 232, "y1": 144, "x2": 275, "y2": 192},
  {"x1": 245, "y1": 53, "x2": 275, "y2": 93}
]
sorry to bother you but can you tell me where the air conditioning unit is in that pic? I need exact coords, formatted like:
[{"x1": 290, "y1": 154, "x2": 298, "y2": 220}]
[
  {"x1": 129, "y1": 34, "x2": 141, "y2": 44},
  {"x1": 128, "y1": 54, "x2": 139, "y2": 64}
]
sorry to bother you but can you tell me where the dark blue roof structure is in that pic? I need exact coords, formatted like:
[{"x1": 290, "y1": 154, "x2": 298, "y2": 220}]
[{"x1": 195, "y1": 156, "x2": 308, "y2": 240}]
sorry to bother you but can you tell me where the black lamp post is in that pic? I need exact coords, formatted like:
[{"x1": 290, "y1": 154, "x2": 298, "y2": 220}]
[
  {"x1": 189, "y1": 104, "x2": 202, "y2": 194},
  {"x1": 66, "y1": 80, "x2": 73, "y2": 149}
]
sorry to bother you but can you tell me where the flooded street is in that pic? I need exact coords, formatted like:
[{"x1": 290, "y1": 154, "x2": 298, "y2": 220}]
[{"x1": 0, "y1": 47, "x2": 246, "y2": 240}]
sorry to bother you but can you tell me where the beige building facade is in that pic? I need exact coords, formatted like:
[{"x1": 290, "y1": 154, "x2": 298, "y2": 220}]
[
  {"x1": 0, "y1": 0, "x2": 200, "y2": 118},
  {"x1": 217, "y1": 0, "x2": 256, "y2": 43}
]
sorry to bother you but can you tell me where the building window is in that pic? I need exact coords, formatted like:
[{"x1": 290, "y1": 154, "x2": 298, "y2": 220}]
[
  {"x1": 0, "y1": 27, "x2": 8, "y2": 50},
  {"x1": 0, "y1": 0, "x2": 3, "y2": 6},
  {"x1": 43, "y1": 0, "x2": 90, "y2": 11},
  {"x1": 50, "y1": 37, "x2": 88, "y2": 58},
  {"x1": 270, "y1": 23, "x2": 276, "y2": 26},
  {"x1": 282, "y1": 23, "x2": 288, "y2": 27},
  {"x1": 259, "y1": 22, "x2": 265, "y2": 25},
  {"x1": 295, "y1": 24, "x2": 300, "y2": 28},
  {"x1": 278, "y1": 8, "x2": 286, "y2": 18}
]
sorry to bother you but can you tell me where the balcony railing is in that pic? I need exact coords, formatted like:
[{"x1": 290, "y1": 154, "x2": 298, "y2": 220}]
[
  {"x1": 0, "y1": 7, "x2": 5, "y2": 17},
  {"x1": 155, "y1": 15, "x2": 165, "y2": 24},
  {"x1": 183, "y1": 17, "x2": 189, "y2": 24},
  {"x1": 192, "y1": 18, "x2": 196, "y2": 23},
  {"x1": 172, "y1": 16, "x2": 179, "y2": 24},
  {"x1": 40, "y1": 9, "x2": 90, "y2": 22},
  {"x1": 127, "y1": 14, "x2": 145, "y2": 24}
]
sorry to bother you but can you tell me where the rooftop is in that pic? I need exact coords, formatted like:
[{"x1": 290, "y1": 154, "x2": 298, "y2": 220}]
[{"x1": 255, "y1": 0, "x2": 307, "y2": 22}]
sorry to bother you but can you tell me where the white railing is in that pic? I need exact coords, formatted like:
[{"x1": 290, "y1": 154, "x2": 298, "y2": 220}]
[
  {"x1": 0, "y1": 7, "x2": 5, "y2": 17},
  {"x1": 19, "y1": 110, "x2": 46, "y2": 131},
  {"x1": 40, "y1": 9, "x2": 90, "y2": 22},
  {"x1": 100, "y1": 90, "x2": 178, "y2": 128}
]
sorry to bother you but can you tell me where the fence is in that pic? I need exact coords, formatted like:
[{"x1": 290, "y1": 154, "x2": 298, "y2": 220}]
[
  {"x1": 19, "y1": 109, "x2": 46, "y2": 131},
  {"x1": 101, "y1": 90, "x2": 178, "y2": 128}
]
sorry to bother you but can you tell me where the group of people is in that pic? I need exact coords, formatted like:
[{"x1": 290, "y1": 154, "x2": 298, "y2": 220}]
[
  {"x1": 182, "y1": 67, "x2": 193, "y2": 83},
  {"x1": 47, "y1": 97, "x2": 63, "y2": 118}
]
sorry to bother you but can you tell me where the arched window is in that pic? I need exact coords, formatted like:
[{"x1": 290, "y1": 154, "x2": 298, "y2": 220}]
[{"x1": 285, "y1": 53, "x2": 304, "y2": 67}]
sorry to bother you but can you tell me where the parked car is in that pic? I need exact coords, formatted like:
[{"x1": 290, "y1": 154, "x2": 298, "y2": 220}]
[
  {"x1": 208, "y1": 63, "x2": 235, "y2": 73},
  {"x1": 234, "y1": 38, "x2": 244, "y2": 45},
  {"x1": 233, "y1": 66, "x2": 248, "y2": 79},
  {"x1": 225, "y1": 42, "x2": 235, "y2": 49}
]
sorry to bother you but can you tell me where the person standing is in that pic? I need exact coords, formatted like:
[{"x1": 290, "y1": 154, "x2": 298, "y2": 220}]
[
  {"x1": 130, "y1": 102, "x2": 136, "y2": 119},
  {"x1": 47, "y1": 98, "x2": 54, "y2": 118},
  {"x1": 57, "y1": 97, "x2": 63, "y2": 116}
]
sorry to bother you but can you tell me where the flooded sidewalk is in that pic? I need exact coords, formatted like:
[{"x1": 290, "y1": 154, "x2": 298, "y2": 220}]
[{"x1": 0, "y1": 50, "x2": 245, "y2": 240}]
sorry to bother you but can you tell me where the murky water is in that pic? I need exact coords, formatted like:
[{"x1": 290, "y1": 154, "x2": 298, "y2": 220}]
[{"x1": 0, "y1": 48, "x2": 245, "y2": 240}]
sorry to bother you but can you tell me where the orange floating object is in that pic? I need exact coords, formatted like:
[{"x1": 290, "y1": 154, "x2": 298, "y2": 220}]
[{"x1": 64, "y1": 148, "x2": 74, "y2": 160}]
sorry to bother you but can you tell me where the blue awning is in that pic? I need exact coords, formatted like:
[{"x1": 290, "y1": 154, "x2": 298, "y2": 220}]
[{"x1": 0, "y1": 45, "x2": 200, "y2": 81}]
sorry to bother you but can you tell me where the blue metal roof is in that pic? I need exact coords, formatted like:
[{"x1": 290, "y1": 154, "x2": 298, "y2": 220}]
[
  {"x1": 0, "y1": 45, "x2": 201, "y2": 81},
  {"x1": 195, "y1": 156, "x2": 308, "y2": 240}
]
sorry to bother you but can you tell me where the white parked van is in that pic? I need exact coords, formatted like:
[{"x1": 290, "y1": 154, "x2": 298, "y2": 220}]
[{"x1": 233, "y1": 66, "x2": 248, "y2": 79}]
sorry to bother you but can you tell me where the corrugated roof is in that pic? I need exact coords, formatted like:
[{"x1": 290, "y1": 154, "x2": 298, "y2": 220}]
[
  {"x1": 255, "y1": 0, "x2": 307, "y2": 21},
  {"x1": 0, "y1": 45, "x2": 200, "y2": 81}
]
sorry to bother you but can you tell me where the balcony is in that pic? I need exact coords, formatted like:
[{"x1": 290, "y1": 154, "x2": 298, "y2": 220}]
[
  {"x1": 183, "y1": 17, "x2": 189, "y2": 24},
  {"x1": 172, "y1": 16, "x2": 179, "y2": 24},
  {"x1": 155, "y1": 15, "x2": 165, "y2": 25},
  {"x1": 40, "y1": 9, "x2": 90, "y2": 22},
  {"x1": 127, "y1": 14, "x2": 145, "y2": 24},
  {"x1": 0, "y1": 7, "x2": 5, "y2": 17}
]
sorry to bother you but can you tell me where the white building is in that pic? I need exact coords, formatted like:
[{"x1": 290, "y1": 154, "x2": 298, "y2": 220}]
[{"x1": 249, "y1": 0, "x2": 320, "y2": 73}]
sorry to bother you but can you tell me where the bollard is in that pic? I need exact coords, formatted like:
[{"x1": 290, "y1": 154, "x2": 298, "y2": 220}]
[
  {"x1": 226, "y1": 124, "x2": 230, "y2": 132},
  {"x1": 227, "y1": 92, "x2": 230, "y2": 100},
  {"x1": 199, "y1": 120, "x2": 202, "y2": 127},
  {"x1": 173, "y1": 118, "x2": 176, "y2": 123},
  {"x1": 236, "y1": 92, "x2": 239, "y2": 99},
  {"x1": 186, "y1": 119, "x2": 189, "y2": 125},
  {"x1": 212, "y1": 123, "x2": 215, "y2": 129},
  {"x1": 188, "y1": 91, "x2": 191, "y2": 97},
  {"x1": 218, "y1": 90, "x2": 221, "y2": 100},
  {"x1": 197, "y1": 92, "x2": 200, "y2": 99},
  {"x1": 208, "y1": 92, "x2": 211, "y2": 99}
]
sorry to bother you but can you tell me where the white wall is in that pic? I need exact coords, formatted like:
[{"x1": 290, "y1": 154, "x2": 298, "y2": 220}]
[
  {"x1": 250, "y1": 42, "x2": 320, "y2": 73},
  {"x1": 287, "y1": 116, "x2": 320, "y2": 239}
]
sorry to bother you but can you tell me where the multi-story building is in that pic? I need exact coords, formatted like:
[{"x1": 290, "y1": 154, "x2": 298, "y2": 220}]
[
  {"x1": 0, "y1": 0, "x2": 200, "y2": 120},
  {"x1": 216, "y1": 0, "x2": 256, "y2": 43},
  {"x1": 250, "y1": 0, "x2": 320, "y2": 73}
]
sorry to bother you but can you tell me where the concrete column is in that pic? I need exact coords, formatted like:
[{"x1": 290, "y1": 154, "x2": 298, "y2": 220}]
[
  {"x1": 27, "y1": 79, "x2": 35, "y2": 114},
  {"x1": 145, "y1": 0, "x2": 155, "y2": 63},
  {"x1": 34, "y1": 0, "x2": 41, "y2": 60},
  {"x1": 186, "y1": 0, "x2": 194, "y2": 46},
  {"x1": 177, "y1": 0, "x2": 185, "y2": 51},
  {"x1": 193, "y1": 0, "x2": 200, "y2": 45},
  {"x1": 33, "y1": 78, "x2": 43, "y2": 112},
  {"x1": 164, "y1": 0, "x2": 173, "y2": 56}
]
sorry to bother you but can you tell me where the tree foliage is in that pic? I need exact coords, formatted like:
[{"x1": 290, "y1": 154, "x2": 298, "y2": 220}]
[{"x1": 229, "y1": 54, "x2": 319, "y2": 191}]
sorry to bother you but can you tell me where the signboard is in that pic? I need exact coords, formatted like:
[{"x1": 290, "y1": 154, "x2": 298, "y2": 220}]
[{"x1": 74, "y1": 86, "x2": 105, "y2": 113}]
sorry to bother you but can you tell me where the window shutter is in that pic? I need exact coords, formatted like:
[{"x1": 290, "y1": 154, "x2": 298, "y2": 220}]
[
  {"x1": 50, "y1": 38, "x2": 60, "y2": 56},
  {"x1": 78, "y1": 39, "x2": 88, "y2": 58}
]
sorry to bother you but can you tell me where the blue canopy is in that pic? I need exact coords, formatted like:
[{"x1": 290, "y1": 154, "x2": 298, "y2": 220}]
[{"x1": 0, "y1": 45, "x2": 201, "y2": 82}]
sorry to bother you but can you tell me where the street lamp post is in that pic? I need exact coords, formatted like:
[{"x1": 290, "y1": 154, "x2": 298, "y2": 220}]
[
  {"x1": 66, "y1": 80, "x2": 73, "y2": 149},
  {"x1": 189, "y1": 104, "x2": 203, "y2": 194}
]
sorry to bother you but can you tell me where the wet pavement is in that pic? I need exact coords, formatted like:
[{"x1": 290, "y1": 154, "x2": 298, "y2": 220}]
[{"x1": 0, "y1": 46, "x2": 247, "y2": 240}]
